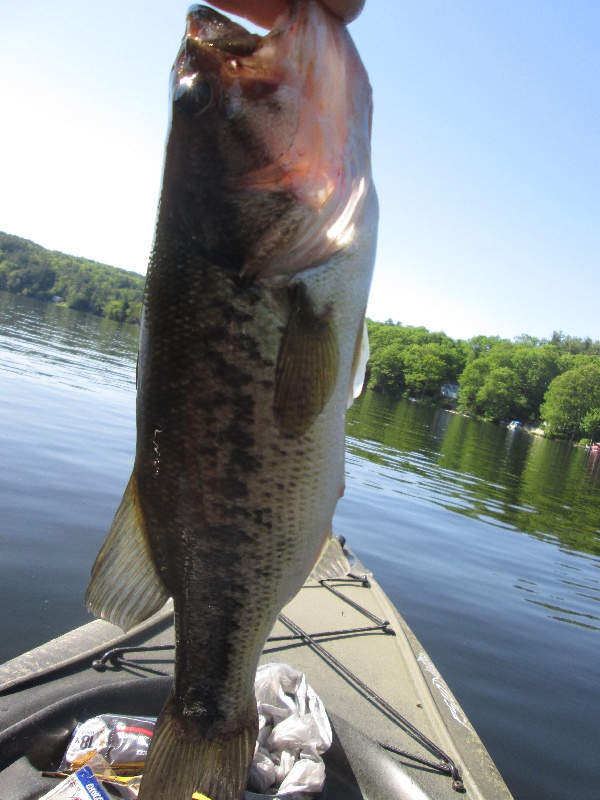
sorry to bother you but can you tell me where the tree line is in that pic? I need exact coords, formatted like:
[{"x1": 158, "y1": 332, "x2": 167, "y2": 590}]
[
  {"x1": 0, "y1": 232, "x2": 145, "y2": 324},
  {"x1": 367, "y1": 320, "x2": 600, "y2": 442},
  {"x1": 2, "y1": 232, "x2": 599, "y2": 442}
]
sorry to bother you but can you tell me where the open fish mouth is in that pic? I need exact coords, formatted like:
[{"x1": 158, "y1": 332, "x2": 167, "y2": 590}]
[
  {"x1": 185, "y1": 5, "x2": 262, "y2": 56},
  {"x1": 173, "y1": 4, "x2": 287, "y2": 97},
  {"x1": 169, "y1": 2, "x2": 373, "y2": 280}
]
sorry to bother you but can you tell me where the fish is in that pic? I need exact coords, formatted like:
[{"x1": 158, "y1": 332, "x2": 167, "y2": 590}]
[{"x1": 86, "y1": 2, "x2": 377, "y2": 799}]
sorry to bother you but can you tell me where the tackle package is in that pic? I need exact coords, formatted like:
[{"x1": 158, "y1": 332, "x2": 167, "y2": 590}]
[
  {"x1": 39, "y1": 765, "x2": 111, "y2": 800},
  {"x1": 55, "y1": 664, "x2": 329, "y2": 796},
  {"x1": 60, "y1": 715, "x2": 156, "y2": 775}
]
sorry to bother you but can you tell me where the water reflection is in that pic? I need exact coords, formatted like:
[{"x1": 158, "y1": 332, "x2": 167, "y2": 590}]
[
  {"x1": 2, "y1": 293, "x2": 600, "y2": 798},
  {"x1": 0, "y1": 291, "x2": 138, "y2": 394},
  {"x1": 515, "y1": 560, "x2": 600, "y2": 631},
  {"x1": 347, "y1": 391, "x2": 600, "y2": 558},
  {"x1": 340, "y1": 388, "x2": 600, "y2": 800}
]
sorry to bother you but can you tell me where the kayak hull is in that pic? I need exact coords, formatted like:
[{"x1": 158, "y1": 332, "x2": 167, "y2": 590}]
[{"x1": 0, "y1": 555, "x2": 514, "y2": 800}]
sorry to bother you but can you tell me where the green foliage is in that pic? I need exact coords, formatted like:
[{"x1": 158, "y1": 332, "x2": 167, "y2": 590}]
[
  {"x1": 581, "y1": 409, "x2": 600, "y2": 441},
  {"x1": 457, "y1": 340, "x2": 564, "y2": 422},
  {"x1": 0, "y1": 232, "x2": 145, "y2": 324},
  {"x1": 475, "y1": 367, "x2": 524, "y2": 422},
  {"x1": 366, "y1": 320, "x2": 466, "y2": 399},
  {"x1": 549, "y1": 330, "x2": 600, "y2": 356},
  {"x1": 541, "y1": 362, "x2": 600, "y2": 439},
  {"x1": 464, "y1": 334, "x2": 504, "y2": 364},
  {"x1": 348, "y1": 391, "x2": 600, "y2": 558},
  {"x1": 367, "y1": 341, "x2": 407, "y2": 395},
  {"x1": 510, "y1": 345, "x2": 563, "y2": 416},
  {"x1": 366, "y1": 319, "x2": 600, "y2": 437},
  {"x1": 5, "y1": 232, "x2": 600, "y2": 441}
]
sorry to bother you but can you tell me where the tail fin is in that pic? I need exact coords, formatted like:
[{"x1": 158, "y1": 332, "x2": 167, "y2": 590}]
[{"x1": 137, "y1": 691, "x2": 257, "y2": 800}]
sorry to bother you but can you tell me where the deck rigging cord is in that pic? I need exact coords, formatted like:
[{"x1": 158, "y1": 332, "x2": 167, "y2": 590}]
[
  {"x1": 92, "y1": 573, "x2": 464, "y2": 793},
  {"x1": 280, "y1": 576, "x2": 464, "y2": 793}
]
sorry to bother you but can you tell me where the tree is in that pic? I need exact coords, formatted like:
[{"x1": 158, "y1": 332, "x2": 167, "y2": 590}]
[
  {"x1": 458, "y1": 341, "x2": 563, "y2": 422},
  {"x1": 104, "y1": 299, "x2": 129, "y2": 322},
  {"x1": 366, "y1": 321, "x2": 466, "y2": 398},
  {"x1": 581, "y1": 409, "x2": 600, "y2": 442},
  {"x1": 510, "y1": 345, "x2": 562, "y2": 418},
  {"x1": 457, "y1": 358, "x2": 490, "y2": 415},
  {"x1": 404, "y1": 353, "x2": 444, "y2": 397},
  {"x1": 403, "y1": 344, "x2": 451, "y2": 397},
  {"x1": 0, "y1": 232, "x2": 145, "y2": 324},
  {"x1": 464, "y1": 335, "x2": 504, "y2": 364},
  {"x1": 514, "y1": 333, "x2": 540, "y2": 347},
  {"x1": 541, "y1": 361, "x2": 600, "y2": 439},
  {"x1": 367, "y1": 342, "x2": 406, "y2": 395},
  {"x1": 475, "y1": 367, "x2": 524, "y2": 422},
  {"x1": 545, "y1": 330, "x2": 600, "y2": 356}
]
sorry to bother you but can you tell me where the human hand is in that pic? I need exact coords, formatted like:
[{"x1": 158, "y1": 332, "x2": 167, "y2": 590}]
[{"x1": 209, "y1": 0, "x2": 365, "y2": 30}]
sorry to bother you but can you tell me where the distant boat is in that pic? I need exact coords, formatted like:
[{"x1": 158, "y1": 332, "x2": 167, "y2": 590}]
[{"x1": 507, "y1": 421, "x2": 522, "y2": 431}]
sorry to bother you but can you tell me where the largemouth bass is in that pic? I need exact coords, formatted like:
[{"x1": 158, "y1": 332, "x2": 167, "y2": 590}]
[{"x1": 86, "y1": 2, "x2": 377, "y2": 799}]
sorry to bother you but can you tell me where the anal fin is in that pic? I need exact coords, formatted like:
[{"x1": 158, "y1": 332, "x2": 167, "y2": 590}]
[
  {"x1": 308, "y1": 532, "x2": 351, "y2": 581},
  {"x1": 86, "y1": 473, "x2": 169, "y2": 631}
]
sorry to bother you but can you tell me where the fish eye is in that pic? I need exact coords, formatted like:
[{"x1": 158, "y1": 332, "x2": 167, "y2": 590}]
[{"x1": 173, "y1": 77, "x2": 212, "y2": 116}]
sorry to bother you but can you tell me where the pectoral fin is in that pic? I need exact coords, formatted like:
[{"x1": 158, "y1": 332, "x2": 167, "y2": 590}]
[
  {"x1": 86, "y1": 473, "x2": 170, "y2": 631},
  {"x1": 274, "y1": 286, "x2": 339, "y2": 437}
]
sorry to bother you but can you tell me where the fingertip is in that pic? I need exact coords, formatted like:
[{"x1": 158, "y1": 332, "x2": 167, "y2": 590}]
[
  {"x1": 321, "y1": 0, "x2": 366, "y2": 23},
  {"x1": 206, "y1": 0, "x2": 288, "y2": 29},
  {"x1": 208, "y1": 1, "x2": 365, "y2": 28}
]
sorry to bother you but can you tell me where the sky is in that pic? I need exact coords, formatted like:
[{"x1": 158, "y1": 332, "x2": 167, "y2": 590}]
[{"x1": 1, "y1": 0, "x2": 599, "y2": 342}]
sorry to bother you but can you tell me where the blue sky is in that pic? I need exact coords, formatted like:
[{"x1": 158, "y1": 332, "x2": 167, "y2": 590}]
[{"x1": 1, "y1": 0, "x2": 598, "y2": 341}]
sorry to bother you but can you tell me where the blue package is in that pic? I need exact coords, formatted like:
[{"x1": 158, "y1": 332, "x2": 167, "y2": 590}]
[
  {"x1": 75, "y1": 767, "x2": 111, "y2": 800},
  {"x1": 40, "y1": 765, "x2": 111, "y2": 800}
]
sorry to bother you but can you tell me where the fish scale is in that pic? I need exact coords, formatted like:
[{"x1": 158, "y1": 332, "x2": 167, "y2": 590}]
[{"x1": 86, "y1": 2, "x2": 377, "y2": 798}]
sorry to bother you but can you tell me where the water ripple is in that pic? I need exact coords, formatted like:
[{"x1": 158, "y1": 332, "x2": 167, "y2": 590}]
[{"x1": 0, "y1": 293, "x2": 137, "y2": 394}]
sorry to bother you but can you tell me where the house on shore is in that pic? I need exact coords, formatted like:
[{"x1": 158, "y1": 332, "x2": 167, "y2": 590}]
[{"x1": 440, "y1": 382, "x2": 459, "y2": 402}]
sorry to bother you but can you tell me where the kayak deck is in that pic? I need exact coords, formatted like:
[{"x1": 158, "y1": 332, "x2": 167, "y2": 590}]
[
  {"x1": 262, "y1": 571, "x2": 512, "y2": 799},
  {"x1": 0, "y1": 559, "x2": 513, "y2": 800}
]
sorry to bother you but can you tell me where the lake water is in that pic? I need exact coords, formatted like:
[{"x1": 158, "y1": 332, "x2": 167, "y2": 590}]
[{"x1": 1, "y1": 292, "x2": 599, "y2": 800}]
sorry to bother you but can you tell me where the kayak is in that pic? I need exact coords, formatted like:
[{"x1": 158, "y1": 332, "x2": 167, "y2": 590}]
[{"x1": 0, "y1": 547, "x2": 514, "y2": 800}]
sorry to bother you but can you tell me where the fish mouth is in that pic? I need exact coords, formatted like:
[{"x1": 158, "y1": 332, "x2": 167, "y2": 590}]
[
  {"x1": 185, "y1": 5, "x2": 263, "y2": 57},
  {"x1": 172, "y1": 4, "x2": 290, "y2": 100},
  {"x1": 168, "y1": 2, "x2": 372, "y2": 278}
]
